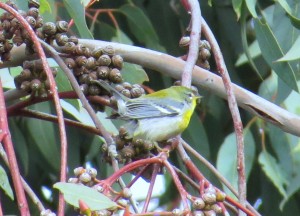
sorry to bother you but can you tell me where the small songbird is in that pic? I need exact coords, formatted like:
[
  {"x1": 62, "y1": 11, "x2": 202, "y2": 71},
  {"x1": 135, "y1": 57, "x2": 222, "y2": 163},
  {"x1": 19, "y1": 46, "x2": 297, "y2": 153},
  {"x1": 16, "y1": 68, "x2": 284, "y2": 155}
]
[{"x1": 92, "y1": 80, "x2": 200, "y2": 142}]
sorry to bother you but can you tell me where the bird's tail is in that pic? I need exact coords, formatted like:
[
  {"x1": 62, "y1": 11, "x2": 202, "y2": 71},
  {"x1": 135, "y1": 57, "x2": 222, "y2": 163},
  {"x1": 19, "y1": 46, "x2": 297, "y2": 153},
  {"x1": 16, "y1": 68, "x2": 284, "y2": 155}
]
[{"x1": 90, "y1": 80, "x2": 128, "y2": 115}]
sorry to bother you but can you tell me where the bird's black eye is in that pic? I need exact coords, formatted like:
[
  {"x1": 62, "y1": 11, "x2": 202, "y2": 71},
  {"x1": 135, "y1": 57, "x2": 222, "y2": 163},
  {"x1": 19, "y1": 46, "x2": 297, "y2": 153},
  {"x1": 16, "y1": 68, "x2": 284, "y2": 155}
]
[{"x1": 187, "y1": 92, "x2": 193, "y2": 98}]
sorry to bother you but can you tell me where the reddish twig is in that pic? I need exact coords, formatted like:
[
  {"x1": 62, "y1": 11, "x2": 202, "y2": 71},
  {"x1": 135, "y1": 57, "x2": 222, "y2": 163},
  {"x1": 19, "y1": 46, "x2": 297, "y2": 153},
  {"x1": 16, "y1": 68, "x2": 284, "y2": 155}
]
[
  {"x1": 0, "y1": 80, "x2": 29, "y2": 215},
  {"x1": 141, "y1": 164, "x2": 159, "y2": 213},
  {"x1": 180, "y1": 0, "x2": 201, "y2": 87},
  {"x1": 0, "y1": 4, "x2": 68, "y2": 214},
  {"x1": 201, "y1": 18, "x2": 246, "y2": 213},
  {"x1": 162, "y1": 159, "x2": 189, "y2": 212}
]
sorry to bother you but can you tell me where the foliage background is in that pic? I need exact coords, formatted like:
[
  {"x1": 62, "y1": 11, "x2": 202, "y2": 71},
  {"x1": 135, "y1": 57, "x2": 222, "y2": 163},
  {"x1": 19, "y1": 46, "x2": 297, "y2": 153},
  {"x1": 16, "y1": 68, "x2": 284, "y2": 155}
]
[{"x1": 1, "y1": 0, "x2": 300, "y2": 215}]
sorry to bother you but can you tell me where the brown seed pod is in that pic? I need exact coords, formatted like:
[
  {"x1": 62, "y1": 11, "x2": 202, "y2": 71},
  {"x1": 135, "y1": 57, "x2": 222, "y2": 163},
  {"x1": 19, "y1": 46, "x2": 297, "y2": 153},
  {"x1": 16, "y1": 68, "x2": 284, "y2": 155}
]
[
  {"x1": 55, "y1": 33, "x2": 68, "y2": 46},
  {"x1": 6, "y1": 0, "x2": 18, "y2": 10},
  {"x1": 3, "y1": 30, "x2": 14, "y2": 40},
  {"x1": 199, "y1": 40, "x2": 211, "y2": 50},
  {"x1": 192, "y1": 198, "x2": 205, "y2": 210},
  {"x1": 111, "y1": 55, "x2": 123, "y2": 69},
  {"x1": 78, "y1": 74, "x2": 89, "y2": 84},
  {"x1": 132, "y1": 139, "x2": 144, "y2": 148},
  {"x1": 118, "y1": 126, "x2": 128, "y2": 137},
  {"x1": 11, "y1": 18, "x2": 20, "y2": 29},
  {"x1": 35, "y1": 16, "x2": 43, "y2": 28},
  {"x1": 86, "y1": 71, "x2": 98, "y2": 83},
  {"x1": 42, "y1": 22, "x2": 57, "y2": 36},
  {"x1": 62, "y1": 42, "x2": 76, "y2": 54},
  {"x1": 4, "y1": 40, "x2": 13, "y2": 52},
  {"x1": 92, "y1": 47, "x2": 102, "y2": 58},
  {"x1": 44, "y1": 79, "x2": 50, "y2": 90},
  {"x1": 102, "y1": 45, "x2": 115, "y2": 56},
  {"x1": 64, "y1": 58, "x2": 76, "y2": 69},
  {"x1": 120, "y1": 89, "x2": 131, "y2": 98},
  {"x1": 121, "y1": 146, "x2": 135, "y2": 159},
  {"x1": 1, "y1": 52, "x2": 11, "y2": 61},
  {"x1": 20, "y1": 80, "x2": 31, "y2": 92},
  {"x1": 73, "y1": 66, "x2": 84, "y2": 76},
  {"x1": 122, "y1": 82, "x2": 132, "y2": 90},
  {"x1": 85, "y1": 57, "x2": 96, "y2": 70},
  {"x1": 179, "y1": 36, "x2": 190, "y2": 47},
  {"x1": 28, "y1": 0, "x2": 40, "y2": 8},
  {"x1": 202, "y1": 192, "x2": 217, "y2": 205},
  {"x1": 30, "y1": 79, "x2": 42, "y2": 91},
  {"x1": 79, "y1": 172, "x2": 92, "y2": 183},
  {"x1": 20, "y1": 69, "x2": 32, "y2": 79},
  {"x1": 75, "y1": 56, "x2": 87, "y2": 67},
  {"x1": 199, "y1": 48, "x2": 211, "y2": 61},
  {"x1": 35, "y1": 29, "x2": 44, "y2": 39},
  {"x1": 86, "y1": 167, "x2": 97, "y2": 178},
  {"x1": 26, "y1": 16, "x2": 36, "y2": 28},
  {"x1": 88, "y1": 84, "x2": 101, "y2": 96},
  {"x1": 38, "y1": 88, "x2": 48, "y2": 98},
  {"x1": 130, "y1": 87, "x2": 143, "y2": 98},
  {"x1": 210, "y1": 204, "x2": 222, "y2": 214},
  {"x1": 23, "y1": 60, "x2": 34, "y2": 69},
  {"x1": 27, "y1": 7, "x2": 39, "y2": 18},
  {"x1": 80, "y1": 84, "x2": 89, "y2": 95},
  {"x1": 197, "y1": 59, "x2": 210, "y2": 70},
  {"x1": 96, "y1": 66, "x2": 109, "y2": 79},
  {"x1": 109, "y1": 68, "x2": 122, "y2": 83},
  {"x1": 67, "y1": 35, "x2": 78, "y2": 44},
  {"x1": 1, "y1": 20, "x2": 11, "y2": 31},
  {"x1": 114, "y1": 84, "x2": 124, "y2": 93},
  {"x1": 56, "y1": 20, "x2": 68, "y2": 33},
  {"x1": 98, "y1": 54, "x2": 111, "y2": 66},
  {"x1": 115, "y1": 136, "x2": 125, "y2": 150},
  {"x1": 73, "y1": 44, "x2": 84, "y2": 55}
]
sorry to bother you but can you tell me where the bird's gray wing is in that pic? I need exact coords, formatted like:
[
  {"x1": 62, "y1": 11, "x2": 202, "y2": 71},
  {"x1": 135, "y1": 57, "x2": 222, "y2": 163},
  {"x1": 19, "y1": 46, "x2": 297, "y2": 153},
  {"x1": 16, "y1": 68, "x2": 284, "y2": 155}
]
[{"x1": 121, "y1": 98, "x2": 185, "y2": 119}]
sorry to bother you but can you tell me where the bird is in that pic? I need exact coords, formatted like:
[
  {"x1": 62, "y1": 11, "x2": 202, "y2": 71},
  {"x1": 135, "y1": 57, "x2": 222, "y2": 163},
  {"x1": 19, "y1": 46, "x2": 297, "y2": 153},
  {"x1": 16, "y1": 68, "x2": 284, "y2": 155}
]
[{"x1": 92, "y1": 80, "x2": 200, "y2": 142}]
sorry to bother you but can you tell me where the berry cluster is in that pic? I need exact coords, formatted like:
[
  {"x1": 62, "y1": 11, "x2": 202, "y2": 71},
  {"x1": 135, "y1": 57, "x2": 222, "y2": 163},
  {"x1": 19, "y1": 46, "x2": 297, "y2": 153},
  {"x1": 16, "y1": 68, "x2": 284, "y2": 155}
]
[{"x1": 179, "y1": 36, "x2": 211, "y2": 70}]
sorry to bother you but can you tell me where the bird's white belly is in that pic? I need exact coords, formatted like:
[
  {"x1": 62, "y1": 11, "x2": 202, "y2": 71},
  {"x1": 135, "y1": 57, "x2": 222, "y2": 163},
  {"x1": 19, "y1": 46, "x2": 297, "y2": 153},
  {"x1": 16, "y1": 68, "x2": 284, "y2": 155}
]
[{"x1": 134, "y1": 116, "x2": 183, "y2": 141}]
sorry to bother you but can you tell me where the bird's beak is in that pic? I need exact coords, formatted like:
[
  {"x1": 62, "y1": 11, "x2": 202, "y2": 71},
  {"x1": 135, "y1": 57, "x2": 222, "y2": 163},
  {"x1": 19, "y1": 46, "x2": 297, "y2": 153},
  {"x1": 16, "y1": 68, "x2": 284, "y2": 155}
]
[{"x1": 195, "y1": 95, "x2": 202, "y2": 104}]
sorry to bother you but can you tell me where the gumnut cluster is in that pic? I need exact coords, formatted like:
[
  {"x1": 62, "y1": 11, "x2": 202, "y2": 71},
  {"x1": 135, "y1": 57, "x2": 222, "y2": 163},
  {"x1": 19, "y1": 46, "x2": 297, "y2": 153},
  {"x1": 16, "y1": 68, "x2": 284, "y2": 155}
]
[{"x1": 179, "y1": 36, "x2": 211, "y2": 70}]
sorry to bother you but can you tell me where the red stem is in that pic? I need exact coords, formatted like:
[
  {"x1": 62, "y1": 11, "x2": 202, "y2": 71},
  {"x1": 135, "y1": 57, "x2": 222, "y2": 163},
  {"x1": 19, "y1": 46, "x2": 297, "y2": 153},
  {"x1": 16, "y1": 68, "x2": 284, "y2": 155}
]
[
  {"x1": 202, "y1": 18, "x2": 246, "y2": 212},
  {"x1": 141, "y1": 164, "x2": 159, "y2": 213},
  {"x1": 180, "y1": 0, "x2": 201, "y2": 87},
  {"x1": 0, "y1": 4, "x2": 68, "y2": 215},
  {"x1": 0, "y1": 80, "x2": 29, "y2": 215}
]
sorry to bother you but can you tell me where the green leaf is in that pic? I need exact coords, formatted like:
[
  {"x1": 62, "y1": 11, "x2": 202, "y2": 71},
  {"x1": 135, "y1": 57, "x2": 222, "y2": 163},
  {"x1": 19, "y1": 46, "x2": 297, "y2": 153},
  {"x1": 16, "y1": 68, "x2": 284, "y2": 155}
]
[
  {"x1": 245, "y1": 0, "x2": 258, "y2": 18},
  {"x1": 55, "y1": 67, "x2": 80, "y2": 110},
  {"x1": 111, "y1": 29, "x2": 133, "y2": 45},
  {"x1": 26, "y1": 103, "x2": 60, "y2": 170},
  {"x1": 254, "y1": 19, "x2": 298, "y2": 92},
  {"x1": 258, "y1": 150, "x2": 288, "y2": 198},
  {"x1": 118, "y1": 4, "x2": 165, "y2": 52},
  {"x1": 63, "y1": 0, "x2": 93, "y2": 39},
  {"x1": 276, "y1": 0, "x2": 300, "y2": 29},
  {"x1": 122, "y1": 63, "x2": 149, "y2": 84},
  {"x1": 232, "y1": 0, "x2": 243, "y2": 19},
  {"x1": 40, "y1": 0, "x2": 51, "y2": 14},
  {"x1": 0, "y1": 165, "x2": 14, "y2": 200},
  {"x1": 277, "y1": 35, "x2": 300, "y2": 61},
  {"x1": 216, "y1": 128, "x2": 256, "y2": 196},
  {"x1": 54, "y1": 182, "x2": 117, "y2": 211}
]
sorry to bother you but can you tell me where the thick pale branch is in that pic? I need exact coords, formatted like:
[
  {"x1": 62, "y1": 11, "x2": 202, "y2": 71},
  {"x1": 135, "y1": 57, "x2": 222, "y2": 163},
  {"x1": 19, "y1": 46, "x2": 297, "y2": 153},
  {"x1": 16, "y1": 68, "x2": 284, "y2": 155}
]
[{"x1": 2, "y1": 41, "x2": 300, "y2": 136}]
